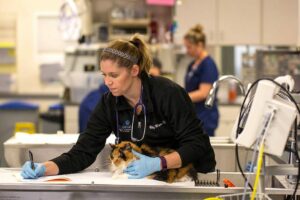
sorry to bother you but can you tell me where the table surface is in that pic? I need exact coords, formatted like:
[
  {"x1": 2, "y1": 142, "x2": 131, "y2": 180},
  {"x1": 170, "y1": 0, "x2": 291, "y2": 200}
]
[{"x1": 0, "y1": 168, "x2": 296, "y2": 197}]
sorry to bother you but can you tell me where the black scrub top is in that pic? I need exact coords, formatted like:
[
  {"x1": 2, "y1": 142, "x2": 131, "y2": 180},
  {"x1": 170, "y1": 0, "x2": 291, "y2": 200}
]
[{"x1": 51, "y1": 72, "x2": 216, "y2": 174}]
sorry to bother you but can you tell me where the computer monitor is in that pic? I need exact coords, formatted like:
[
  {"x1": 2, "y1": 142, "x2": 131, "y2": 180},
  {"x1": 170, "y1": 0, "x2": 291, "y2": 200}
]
[{"x1": 232, "y1": 80, "x2": 297, "y2": 157}]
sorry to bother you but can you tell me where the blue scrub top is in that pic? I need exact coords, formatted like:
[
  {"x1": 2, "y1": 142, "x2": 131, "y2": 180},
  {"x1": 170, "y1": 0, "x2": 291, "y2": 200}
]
[
  {"x1": 79, "y1": 84, "x2": 109, "y2": 133},
  {"x1": 184, "y1": 56, "x2": 219, "y2": 136}
]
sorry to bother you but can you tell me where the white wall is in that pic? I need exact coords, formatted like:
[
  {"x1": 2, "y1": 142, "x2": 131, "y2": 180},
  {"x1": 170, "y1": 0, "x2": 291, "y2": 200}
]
[
  {"x1": 299, "y1": 0, "x2": 300, "y2": 46},
  {"x1": 0, "y1": 0, "x2": 63, "y2": 94}
]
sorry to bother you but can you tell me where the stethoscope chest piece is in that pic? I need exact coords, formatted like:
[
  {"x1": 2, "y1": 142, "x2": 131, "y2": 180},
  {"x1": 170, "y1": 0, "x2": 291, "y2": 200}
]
[{"x1": 136, "y1": 104, "x2": 143, "y2": 115}]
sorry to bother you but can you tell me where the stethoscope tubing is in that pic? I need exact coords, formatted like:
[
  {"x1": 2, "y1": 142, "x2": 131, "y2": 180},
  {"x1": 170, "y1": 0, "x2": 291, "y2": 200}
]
[{"x1": 115, "y1": 85, "x2": 146, "y2": 144}]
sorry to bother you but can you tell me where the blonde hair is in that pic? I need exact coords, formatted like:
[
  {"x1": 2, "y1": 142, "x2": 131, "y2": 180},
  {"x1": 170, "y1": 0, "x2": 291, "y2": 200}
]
[
  {"x1": 100, "y1": 34, "x2": 152, "y2": 74},
  {"x1": 184, "y1": 24, "x2": 206, "y2": 46}
]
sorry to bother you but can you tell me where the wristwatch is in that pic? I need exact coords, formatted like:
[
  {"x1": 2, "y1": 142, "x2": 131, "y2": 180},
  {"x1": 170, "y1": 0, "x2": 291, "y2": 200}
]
[{"x1": 159, "y1": 156, "x2": 167, "y2": 171}]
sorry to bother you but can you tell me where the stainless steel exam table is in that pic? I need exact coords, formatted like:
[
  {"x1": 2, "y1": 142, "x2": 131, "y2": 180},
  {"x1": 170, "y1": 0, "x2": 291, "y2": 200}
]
[{"x1": 0, "y1": 168, "x2": 297, "y2": 200}]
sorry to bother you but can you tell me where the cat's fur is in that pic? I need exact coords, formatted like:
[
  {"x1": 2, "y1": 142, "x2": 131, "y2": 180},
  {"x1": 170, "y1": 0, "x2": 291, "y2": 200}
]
[{"x1": 109, "y1": 141, "x2": 200, "y2": 185}]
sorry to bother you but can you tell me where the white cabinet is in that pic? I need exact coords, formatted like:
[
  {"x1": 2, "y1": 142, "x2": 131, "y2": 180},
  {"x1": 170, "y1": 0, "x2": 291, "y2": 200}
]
[
  {"x1": 176, "y1": 0, "x2": 300, "y2": 46},
  {"x1": 175, "y1": 0, "x2": 217, "y2": 45},
  {"x1": 218, "y1": 0, "x2": 261, "y2": 45},
  {"x1": 262, "y1": 0, "x2": 299, "y2": 46},
  {"x1": 175, "y1": 0, "x2": 260, "y2": 45},
  {"x1": 299, "y1": 1, "x2": 300, "y2": 46}
]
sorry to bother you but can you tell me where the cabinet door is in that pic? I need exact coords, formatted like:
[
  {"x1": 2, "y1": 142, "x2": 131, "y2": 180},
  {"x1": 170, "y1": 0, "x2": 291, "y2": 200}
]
[
  {"x1": 175, "y1": 0, "x2": 217, "y2": 45},
  {"x1": 218, "y1": 0, "x2": 261, "y2": 45},
  {"x1": 262, "y1": 0, "x2": 298, "y2": 46}
]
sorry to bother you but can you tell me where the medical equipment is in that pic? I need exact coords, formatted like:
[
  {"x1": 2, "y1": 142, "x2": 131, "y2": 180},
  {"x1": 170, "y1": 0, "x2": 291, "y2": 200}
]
[
  {"x1": 59, "y1": 0, "x2": 93, "y2": 41},
  {"x1": 230, "y1": 75, "x2": 300, "y2": 199},
  {"x1": 206, "y1": 75, "x2": 300, "y2": 198},
  {"x1": 233, "y1": 76, "x2": 297, "y2": 157},
  {"x1": 115, "y1": 86, "x2": 146, "y2": 144},
  {"x1": 59, "y1": 0, "x2": 81, "y2": 40},
  {"x1": 255, "y1": 50, "x2": 300, "y2": 92},
  {"x1": 283, "y1": 92, "x2": 300, "y2": 185},
  {"x1": 59, "y1": 43, "x2": 105, "y2": 103}
]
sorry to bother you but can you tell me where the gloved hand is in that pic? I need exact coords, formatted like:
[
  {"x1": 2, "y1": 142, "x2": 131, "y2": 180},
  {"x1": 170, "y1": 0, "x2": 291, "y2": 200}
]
[
  {"x1": 21, "y1": 161, "x2": 46, "y2": 179},
  {"x1": 124, "y1": 150, "x2": 161, "y2": 179}
]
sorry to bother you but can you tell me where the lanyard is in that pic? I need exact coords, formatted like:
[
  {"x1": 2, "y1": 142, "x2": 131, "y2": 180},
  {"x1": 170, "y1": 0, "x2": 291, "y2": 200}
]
[{"x1": 115, "y1": 86, "x2": 146, "y2": 144}]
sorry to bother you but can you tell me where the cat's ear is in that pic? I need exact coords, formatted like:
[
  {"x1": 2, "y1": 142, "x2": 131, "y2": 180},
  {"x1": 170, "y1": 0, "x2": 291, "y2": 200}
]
[
  {"x1": 125, "y1": 143, "x2": 132, "y2": 151},
  {"x1": 109, "y1": 143, "x2": 116, "y2": 149}
]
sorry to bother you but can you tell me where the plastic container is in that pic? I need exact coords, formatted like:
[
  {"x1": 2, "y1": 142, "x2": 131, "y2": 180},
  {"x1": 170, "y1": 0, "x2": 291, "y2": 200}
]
[
  {"x1": 228, "y1": 82, "x2": 237, "y2": 103},
  {"x1": 0, "y1": 101, "x2": 39, "y2": 167}
]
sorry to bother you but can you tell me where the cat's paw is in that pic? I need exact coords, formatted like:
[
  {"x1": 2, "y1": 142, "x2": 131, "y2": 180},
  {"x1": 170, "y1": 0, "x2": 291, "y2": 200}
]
[
  {"x1": 112, "y1": 173, "x2": 128, "y2": 179},
  {"x1": 112, "y1": 173, "x2": 119, "y2": 179},
  {"x1": 177, "y1": 175, "x2": 191, "y2": 182},
  {"x1": 118, "y1": 173, "x2": 129, "y2": 179},
  {"x1": 147, "y1": 174, "x2": 156, "y2": 179}
]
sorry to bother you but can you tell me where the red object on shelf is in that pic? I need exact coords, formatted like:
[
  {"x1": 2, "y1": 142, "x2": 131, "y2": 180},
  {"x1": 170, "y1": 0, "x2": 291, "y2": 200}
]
[{"x1": 223, "y1": 178, "x2": 236, "y2": 187}]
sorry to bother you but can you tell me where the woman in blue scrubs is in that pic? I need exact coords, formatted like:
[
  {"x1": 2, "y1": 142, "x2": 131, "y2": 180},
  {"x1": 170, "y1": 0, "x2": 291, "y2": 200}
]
[{"x1": 184, "y1": 24, "x2": 219, "y2": 136}]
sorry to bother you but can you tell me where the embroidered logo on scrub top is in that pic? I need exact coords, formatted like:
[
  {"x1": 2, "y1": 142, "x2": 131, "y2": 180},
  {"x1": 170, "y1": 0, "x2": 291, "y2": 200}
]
[
  {"x1": 149, "y1": 120, "x2": 166, "y2": 130},
  {"x1": 119, "y1": 120, "x2": 131, "y2": 133}
]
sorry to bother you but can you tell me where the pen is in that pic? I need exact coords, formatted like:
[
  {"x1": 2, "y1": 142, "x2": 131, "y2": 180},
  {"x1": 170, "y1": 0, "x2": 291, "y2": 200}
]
[{"x1": 29, "y1": 150, "x2": 35, "y2": 170}]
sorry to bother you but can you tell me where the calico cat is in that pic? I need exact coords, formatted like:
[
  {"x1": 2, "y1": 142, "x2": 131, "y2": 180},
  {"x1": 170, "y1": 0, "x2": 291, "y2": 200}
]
[{"x1": 109, "y1": 141, "x2": 200, "y2": 185}]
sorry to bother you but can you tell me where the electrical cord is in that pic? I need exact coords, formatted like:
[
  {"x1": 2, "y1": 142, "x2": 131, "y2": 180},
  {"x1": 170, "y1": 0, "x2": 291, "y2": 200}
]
[
  {"x1": 235, "y1": 82, "x2": 258, "y2": 191},
  {"x1": 236, "y1": 94, "x2": 256, "y2": 191},
  {"x1": 234, "y1": 78, "x2": 300, "y2": 196},
  {"x1": 235, "y1": 144, "x2": 254, "y2": 191},
  {"x1": 292, "y1": 118, "x2": 300, "y2": 200},
  {"x1": 286, "y1": 118, "x2": 300, "y2": 200}
]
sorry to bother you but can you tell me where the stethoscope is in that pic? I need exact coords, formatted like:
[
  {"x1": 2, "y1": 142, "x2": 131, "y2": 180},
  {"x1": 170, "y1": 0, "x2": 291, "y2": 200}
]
[{"x1": 115, "y1": 86, "x2": 147, "y2": 144}]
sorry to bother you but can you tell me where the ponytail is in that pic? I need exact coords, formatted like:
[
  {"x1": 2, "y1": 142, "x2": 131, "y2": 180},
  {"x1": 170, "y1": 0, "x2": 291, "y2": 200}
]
[
  {"x1": 130, "y1": 34, "x2": 152, "y2": 74},
  {"x1": 184, "y1": 24, "x2": 206, "y2": 46},
  {"x1": 100, "y1": 34, "x2": 152, "y2": 74}
]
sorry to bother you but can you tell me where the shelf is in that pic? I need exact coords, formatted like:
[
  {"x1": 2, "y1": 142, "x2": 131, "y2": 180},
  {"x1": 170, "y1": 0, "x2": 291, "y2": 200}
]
[
  {"x1": 0, "y1": 41, "x2": 16, "y2": 73},
  {"x1": 109, "y1": 34, "x2": 150, "y2": 41},
  {"x1": 65, "y1": 43, "x2": 107, "y2": 53},
  {"x1": 110, "y1": 18, "x2": 150, "y2": 27},
  {"x1": 109, "y1": 18, "x2": 150, "y2": 41},
  {"x1": 0, "y1": 42, "x2": 15, "y2": 48}
]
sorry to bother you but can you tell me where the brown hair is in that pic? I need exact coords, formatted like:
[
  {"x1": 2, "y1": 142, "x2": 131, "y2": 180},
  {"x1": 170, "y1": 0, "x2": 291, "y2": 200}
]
[
  {"x1": 184, "y1": 24, "x2": 206, "y2": 46},
  {"x1": 100, "y1": 34, "x2": 152, "y2": 74}
]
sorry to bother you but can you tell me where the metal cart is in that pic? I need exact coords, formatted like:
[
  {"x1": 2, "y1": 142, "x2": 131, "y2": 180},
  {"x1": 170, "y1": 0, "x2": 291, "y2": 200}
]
[{"x1": 217, "y1": 192, "x2": 271, "y2": 200}]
